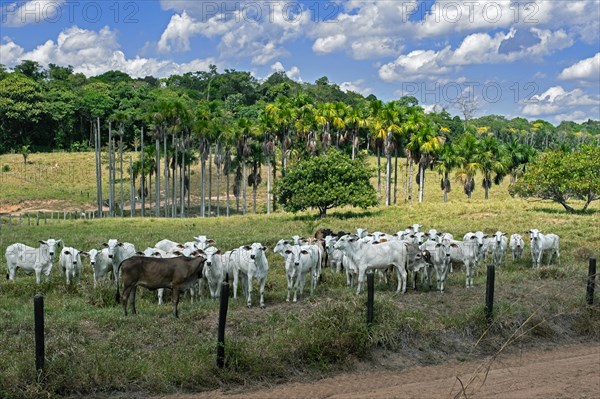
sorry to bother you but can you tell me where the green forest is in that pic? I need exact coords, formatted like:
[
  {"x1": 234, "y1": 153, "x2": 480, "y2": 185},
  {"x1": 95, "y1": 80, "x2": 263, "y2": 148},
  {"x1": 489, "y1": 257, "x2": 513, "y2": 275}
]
[{"x1": 1, "y1": 60, "x2": 599, "y2": 216}]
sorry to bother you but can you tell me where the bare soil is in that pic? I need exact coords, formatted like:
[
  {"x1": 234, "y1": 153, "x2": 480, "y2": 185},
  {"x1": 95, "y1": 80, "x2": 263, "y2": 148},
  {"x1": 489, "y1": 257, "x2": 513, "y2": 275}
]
[{"x1": 161, "y1": 343, "x2": 600, "y2": 399}]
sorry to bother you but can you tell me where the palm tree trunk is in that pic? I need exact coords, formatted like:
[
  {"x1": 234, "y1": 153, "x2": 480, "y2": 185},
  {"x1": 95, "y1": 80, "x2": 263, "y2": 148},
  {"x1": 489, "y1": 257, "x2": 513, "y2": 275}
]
[
  {"x1": 140, "y1": 127, "x2": 145, "y2": 217},
  {"x1": 172, "y1": 134, "x2": 177, "y2": 217},
  {"x1": 242, "y1": 160, "x2": 247, "y2": 215},
  {"x1": 208, "y1": 143, "x2": 213, "y2": 216},
  {"x1": 393, "y1": 148, "x2": 398, "y2": 204},
  {"x1": 386, "y1": 151, "x2": 391, "y2": 206},
  {"x1": 163, "y1": 135, "x2": 168, "y2": 217},
  {"x1": 443, "y1": 171, "x2": 449, "y2": 203},
  {"x1": 120, "y1": 135, "x2": 124, "y2": 217},
  {"x1": 201, "y1": 156, "x2": 206, "y2": 217},
  {"x1": 418, "y1": 164, "x2": 425, "y2": 203},
  {"x1": 408, "y1": 159, "x2": 414, "y2": 203},
  {"x1": 266, "y1": 157, "x2": 271, "y2": 214},
  {"x1": 377, "y1": 145, "x2": 382, "y2": 201},
  {"x1": 155, "y1": 136, "x2": 160, "y2": 217},
  {"x1": 180, "y1": 149, "x2": 185, "y2": 217},
  {"x1": 95, "y1": 118, "x2": 102, "y2": 217},
  {"x1": 129, "y1": 156, "x2": 134, "y2": 217}
]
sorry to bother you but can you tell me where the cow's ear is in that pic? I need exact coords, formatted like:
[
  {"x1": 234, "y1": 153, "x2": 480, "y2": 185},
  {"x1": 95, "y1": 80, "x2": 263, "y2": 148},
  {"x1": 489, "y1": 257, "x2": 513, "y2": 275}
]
[
  {"x1": 118, "y1": 242, "x2": 124, "y2": 247},
  {"x1": 172, "y1": 250, "x2": 182, "y2": 255},
  {"x1": 261, "y1": 246, "x2": 267, "y2": 251},
  {"x1": 243, "y1": 245, "x2": 252, "y2": 251},
  {"x1": 80, "y1": 252, "x2": 89, "y2": 257},
  {"x1": 483, "y1": 235, "x2": 488, "y2": 238},
  {"x1": 502, "y1": 233, "x2": 506, "y2": 236},
  {"x1": 216, "y1": 249, "x2": 222, "y2": 255},
  {"x1": 285, "y1": 249, "x2": 292, "y2": 254},
  {"x1": 64, "y1": 251, "x2": 71, "y2": 255},
  {"x1": 102, "y1": 243, "x2": 108, "y2": 247},
  {"x1": 136, "y1": 251, "x2": 144, "y2": 255},
  {"x1": 451, "y1": 243, "x2": 459, "y2": 248},
  {"x1": 39, "y1": 240, "x2": 46, "y2": 245},
  {"x1": 208, "y1": 239, "x2": 216, "y2": 245},
  {"x1": 301, "y1": 250, "x2": 309, "y2": 255}
]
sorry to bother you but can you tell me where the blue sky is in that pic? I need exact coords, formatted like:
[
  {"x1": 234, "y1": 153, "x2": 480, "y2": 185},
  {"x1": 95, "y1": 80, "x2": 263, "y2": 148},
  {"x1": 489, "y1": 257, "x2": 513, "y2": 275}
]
[{"x1": 1, "y1": 0, "x2": 599, "y2": 124}]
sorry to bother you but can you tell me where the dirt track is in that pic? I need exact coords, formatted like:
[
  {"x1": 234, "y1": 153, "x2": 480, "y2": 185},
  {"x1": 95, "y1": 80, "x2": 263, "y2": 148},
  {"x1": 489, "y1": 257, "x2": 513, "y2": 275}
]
[{"x1": 164, "y1": 343, "x2": 600, "y2": 399}]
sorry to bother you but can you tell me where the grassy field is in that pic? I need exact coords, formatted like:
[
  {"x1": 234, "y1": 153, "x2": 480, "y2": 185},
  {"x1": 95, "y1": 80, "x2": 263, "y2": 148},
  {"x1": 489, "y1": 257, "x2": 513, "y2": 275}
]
[{"x1": 0, "y1": 152, "x2": 598, "y2": 398}]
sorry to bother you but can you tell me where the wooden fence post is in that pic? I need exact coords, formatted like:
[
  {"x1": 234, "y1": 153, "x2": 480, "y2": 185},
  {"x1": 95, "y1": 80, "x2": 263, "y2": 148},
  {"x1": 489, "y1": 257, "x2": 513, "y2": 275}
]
[
  {"x1": 485, "y1": 264, "x2": 495, "y2": 323},
  {"x1": 367, "y1": 272, "x2": 374, "y2": 326},
  {"x1": 34, "y1": 294, "x2": 45, "y2": 378},
  {"x1": 587, "y1": 257, "x2": 597, "y2": 306},
  {"x1": 217, "y1": 274, "x2": 230, "y2": 368}
]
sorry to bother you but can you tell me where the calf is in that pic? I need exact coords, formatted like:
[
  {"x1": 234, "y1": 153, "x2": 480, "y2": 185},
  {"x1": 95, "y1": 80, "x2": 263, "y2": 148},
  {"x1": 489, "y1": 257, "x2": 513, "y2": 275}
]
[
  {"x1": 528, "y1": 229, "x2": 560, "y2": 268},
  {"x1": 6, "y1": 239, "x2": 62, "y2": 284},
  {"x1": 228, "y1": 243, "x2": 269, "y2": 308},
  {"x1": 421, "y1": 240, "x2": 457, "y2": 292},
  {"x1": 88, "y1": 248, "x2": 113, "y2": 288},
  {"x1": 490, "y1": 231, "x2": 508, "y2": 268},
  {"x1": 509, "y1": 234, "x2": 525, "y2": 261},
  {"x1": 59, "y1": 247, "x2": 88, "y2": 285},
  {"x1": 116, "y1": 255, "x2": 206, "y2": 318},
  {"x1": 202, "y1": 246, "x2": 225, "y2": 299},
  {"x1": 274, "y1": 239, "x2": 295, "y2": 302},
  {"x1": 284, "y1": 244, "x2": 320, "y2": 302}
]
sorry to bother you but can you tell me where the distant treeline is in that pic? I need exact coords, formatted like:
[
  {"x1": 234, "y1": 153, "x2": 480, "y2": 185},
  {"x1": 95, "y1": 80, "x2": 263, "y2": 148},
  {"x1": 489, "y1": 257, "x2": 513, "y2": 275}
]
[{"x1": 0, "y1": 60, "x2": 598, "y2": 155}]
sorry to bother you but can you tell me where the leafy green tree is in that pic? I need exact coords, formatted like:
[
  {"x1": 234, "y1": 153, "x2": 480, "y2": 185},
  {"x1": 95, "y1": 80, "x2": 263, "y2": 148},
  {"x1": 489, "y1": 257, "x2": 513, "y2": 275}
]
[
  {"x1": 510, "y1": 145, "x2": 600, "y2": 213},
  {"x1": 275, "y1": 150, "x2": 377, "y2": 218}
]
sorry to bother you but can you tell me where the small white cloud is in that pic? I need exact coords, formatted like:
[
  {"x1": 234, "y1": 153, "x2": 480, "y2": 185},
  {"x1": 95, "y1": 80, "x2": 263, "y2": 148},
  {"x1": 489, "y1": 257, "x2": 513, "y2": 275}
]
[
  {"x1": 339, "y1": 79, "x2": 371, "y2": 95},
  {"x1": 558, "y1": 52, "x2": 600, "y2": 81},
  {"x1": 312, "y1": 34, "x2": 347, "y2": 54},
  {"x1": 2, "y1": 0, "x2": 65, "y2": 27},
  {"x1": 379, "y1": 49, "x2": 451, "y2": 81},
  {"x1": 269, "y1": 61, "x2": 301, "y2": 81},
  {"x1": 521, "y1": 85, "x2": 599, "y2": 117}
]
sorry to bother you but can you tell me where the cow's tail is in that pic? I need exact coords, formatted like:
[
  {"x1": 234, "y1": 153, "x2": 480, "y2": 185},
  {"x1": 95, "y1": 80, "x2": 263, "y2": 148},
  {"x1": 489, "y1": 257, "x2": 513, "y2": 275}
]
[{"x1": 115, "y1": 283, "x2": 121, "y2": 304}]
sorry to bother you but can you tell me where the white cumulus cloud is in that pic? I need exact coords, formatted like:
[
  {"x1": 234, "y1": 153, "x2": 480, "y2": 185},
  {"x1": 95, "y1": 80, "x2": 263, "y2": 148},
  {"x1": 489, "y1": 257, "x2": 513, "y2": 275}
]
[{"x1": 558, "y1": 53, "x2": 600, "y2": 81}]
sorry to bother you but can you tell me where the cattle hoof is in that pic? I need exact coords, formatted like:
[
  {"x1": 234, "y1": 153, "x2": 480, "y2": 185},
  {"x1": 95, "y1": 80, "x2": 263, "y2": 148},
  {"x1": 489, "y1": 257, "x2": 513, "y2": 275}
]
[
  {"x1": 247, "y1": 304, "x2": 252, "y2": 309},
  {"x1": 260, "y1": 304, "x2": 266, "y2": 309}
]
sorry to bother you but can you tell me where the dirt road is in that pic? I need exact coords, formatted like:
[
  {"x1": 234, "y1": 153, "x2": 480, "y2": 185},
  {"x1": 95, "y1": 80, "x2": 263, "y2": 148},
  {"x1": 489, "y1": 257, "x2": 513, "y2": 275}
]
[{"x1": 165, "y1": 343, "x2": 600, "y2": 399}]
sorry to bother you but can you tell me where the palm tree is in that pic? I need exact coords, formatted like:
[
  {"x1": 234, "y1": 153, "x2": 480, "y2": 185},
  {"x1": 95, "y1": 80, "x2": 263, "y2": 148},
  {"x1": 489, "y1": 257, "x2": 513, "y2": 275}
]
[
  {"x1": 475, "y1": 134, "x2": 510, "y2": 200},
  {"x1": 345, "y1": 102, "x2": 370, "y2": 160},
  {"x1": 407, "y1": 117, "x2": 445, "y2": 203},
  {"x1": 506, "y1": 141, "x2": 536, "y2": 186},
  {"x1": 435, "y1": 139, "x2": 459, "y2": 203},
  {"x1": 454, "y1": 132, "x2": 480, "y2": 199}
]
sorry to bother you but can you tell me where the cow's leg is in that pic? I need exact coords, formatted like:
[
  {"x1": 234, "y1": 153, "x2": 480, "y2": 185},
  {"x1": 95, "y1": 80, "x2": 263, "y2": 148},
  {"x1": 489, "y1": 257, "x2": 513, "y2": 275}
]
[
  {"x1": 246, "y1": 272, "x2": 253, "y2": 308},
  {"x1": 293, "y1": 272, "x2": 300, "y2": 303},
  {"x1": 259, "y1": 277, "x2": 266, "y2": 309},
  {"x1": 556, "y1": 247, "x2": 560, "y2": 266},
  {"x1": 121, "y1": 285, "x2": 131, "y2": 316},
  {"x1": 157, "y1": 288, "x2": 164, "y2": 305},
  {"x1": 356, "y1": 269, "x2": 367, "y2": 295},
  {"x1": 232, "y1": 269, "x2": 239, "y2": 300},
  {"x1": 286, "y1": 272, "x2": 292, "y2": 302},
  {"x1": 130, "y1": 285, "x2": 138, "y2": 314},
  {"x1": 172, "y1": 289, "x2": 181, "y2": 318},
  {"x1": 7, "y1": 264, "x2": 16, "y2": 281},
  {"x1": 35, "y1": 268, "x2": 42, "y2": 285}
]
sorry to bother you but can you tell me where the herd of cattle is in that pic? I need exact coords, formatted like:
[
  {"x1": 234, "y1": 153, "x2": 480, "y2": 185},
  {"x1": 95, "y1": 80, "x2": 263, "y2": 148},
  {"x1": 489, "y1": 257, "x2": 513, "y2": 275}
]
[{"x1": 4, "y1": 226, "x2": 561, "y2": 317}]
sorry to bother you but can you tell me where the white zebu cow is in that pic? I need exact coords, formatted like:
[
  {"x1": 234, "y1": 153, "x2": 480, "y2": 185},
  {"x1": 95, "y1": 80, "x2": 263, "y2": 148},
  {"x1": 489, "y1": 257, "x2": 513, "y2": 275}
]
[
  {"x1": 155, "y1": 239, "x2": 185, "y2": 253},
  {"x1": 324, "y1": 236, "x2": 344, "y2": 273},
  {"x1": 463, "y1": 231, "x2": 488, "y2": 264},
  {"x1": 88, "y1": 248, "x2": 112, "y2": 288},
  {"x1": 334, "y1": 235, "x2": 410, "y2": 295},
  {"x1": 490, "y1": 231, "x2": 508, "y2": 267},
  {"x1": 103, "y1": 239, "x2": 136, "y2": 281},
  {"x1": 448, "y1": 236, "x2": 480, "y2": 288},
  {"x1": 274, "y1": 239, "x2": 296, "y2": 302},
  {"x1": 284, "y1": 244, "x2": 321, "y2": 302},
  {"x1": 192, "y1": 235, "x2": 216, "y2": 250},
  {"x1": 228, "y1": 243, "x2": 269, "y2": 308},
  {"x1": 6, "y1": 239, "x2": 62, "y2": 284},
  {"x1": 528, "y1": 229, "x2": 560, "y2": 268},
  {"x1": 509, "y1": 234, "x2": 525, "y2": 261},
  {"x1": 59, "y1": 247, "x2": 87, "y2": 285},
  {"x1": 202, "y1": 246, "x2": 225, "y2": 299},
  {"x1": 421, "y1": 240, "x2": 457, "y2": 292}
]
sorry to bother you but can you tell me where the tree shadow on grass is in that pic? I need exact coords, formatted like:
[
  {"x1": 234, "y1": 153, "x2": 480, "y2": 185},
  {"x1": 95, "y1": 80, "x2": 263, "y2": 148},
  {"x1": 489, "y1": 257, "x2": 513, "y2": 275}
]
[
  {"x1": 290, "y1": 209, "x2": 383, "y2": 221},
  {"x1": 532, "y1": 207, "x2": 598, "y2": 216}
]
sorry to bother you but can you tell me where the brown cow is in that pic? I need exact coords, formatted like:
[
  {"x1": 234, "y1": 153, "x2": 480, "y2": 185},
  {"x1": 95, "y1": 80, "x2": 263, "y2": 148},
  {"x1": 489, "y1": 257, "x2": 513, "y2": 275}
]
[{"x1": 116, "y1": 255, "x2": 206, "y2": 318}]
